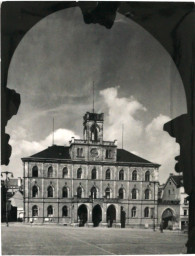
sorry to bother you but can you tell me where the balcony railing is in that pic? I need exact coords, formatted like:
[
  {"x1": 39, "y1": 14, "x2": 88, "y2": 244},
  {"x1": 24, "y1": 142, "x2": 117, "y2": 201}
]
[
  {"x1": 72, "y1": 196, "x2": 119, "y2": 203},
  {"x1": 71, "y1": 139, "x2": 116, "y2": 146}
]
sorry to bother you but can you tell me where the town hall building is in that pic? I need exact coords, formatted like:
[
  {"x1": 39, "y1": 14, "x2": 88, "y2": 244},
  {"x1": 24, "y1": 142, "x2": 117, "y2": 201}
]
[{"x1": 22, "y1": 111, "x2": 160, "y2": 228}]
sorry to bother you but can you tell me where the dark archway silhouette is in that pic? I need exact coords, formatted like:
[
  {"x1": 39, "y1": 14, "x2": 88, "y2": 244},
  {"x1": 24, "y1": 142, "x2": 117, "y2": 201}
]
[
  {"x1": 2, "y1": 2, "x2": 194, "y2": 252},
  {"x1": 107, "y1": 204, "x2": 116, "y2": 227},
  {"x1": 78, "y1": 204, "x2": 87, "y2": 227},
  {"x1": 92, "y1": 205, "x2": 102, "y2": 227}
]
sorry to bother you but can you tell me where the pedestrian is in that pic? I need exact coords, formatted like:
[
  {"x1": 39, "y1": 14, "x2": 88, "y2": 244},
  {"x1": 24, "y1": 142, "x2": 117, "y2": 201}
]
[{"x1": 160, "y1": 220, "x2": 164, "y2": 233}]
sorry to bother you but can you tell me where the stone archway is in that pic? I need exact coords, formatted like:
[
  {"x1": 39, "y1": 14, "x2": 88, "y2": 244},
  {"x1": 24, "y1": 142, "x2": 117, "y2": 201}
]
[
  {"x1": 92, "y1": 205, "x2": 102, "y2": 227},
  {"x1": 162, "y1": 208, "x2": 175, "y2": 229},
  {"x1": 78, "y1": 204, "x2": 88, "y2": 227},
  {"x1": 107, "y1": 204, "x2": 116, "y2": 227}
]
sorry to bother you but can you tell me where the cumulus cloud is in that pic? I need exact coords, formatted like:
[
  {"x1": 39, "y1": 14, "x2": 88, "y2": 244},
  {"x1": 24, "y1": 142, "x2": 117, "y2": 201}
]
[
  {"x1": 10, "y1": 128, "x2": 80, "y2": 158},
  {"x1": 100, "y1": 87, "x2": 179, "y2": 182},
  {"x1": 100, "y1": 87, "x2": 147, "y2": 144}
]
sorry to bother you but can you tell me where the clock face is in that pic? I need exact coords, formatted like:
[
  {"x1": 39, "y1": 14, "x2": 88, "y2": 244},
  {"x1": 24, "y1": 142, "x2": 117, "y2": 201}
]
[{"x1": 90, "y1": 148, "x2": 99, "y2": 157}]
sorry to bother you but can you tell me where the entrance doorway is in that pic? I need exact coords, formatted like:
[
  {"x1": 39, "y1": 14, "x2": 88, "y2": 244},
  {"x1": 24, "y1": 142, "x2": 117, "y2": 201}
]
[
  {"x1": 107, "y1": 205, "x2": 116, "y2": 227},
  {"x1": 92, "y1": 205, "x2": 102, "y2": 227},
  {"x1": 162, "y1": 208, "x2": 175, "y2": 229},
  {"x1": 78, "y1": 204, "x2": 87, "y2": 227}
]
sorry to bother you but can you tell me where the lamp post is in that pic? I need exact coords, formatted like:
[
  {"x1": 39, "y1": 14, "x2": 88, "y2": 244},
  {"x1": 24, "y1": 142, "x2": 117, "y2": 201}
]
[
  {"x1": 1, "y1": 171, "x2": 13, "y2": 227},
  {"x1": 149, "y1": 181, "x2": 156, "y2": 231}
]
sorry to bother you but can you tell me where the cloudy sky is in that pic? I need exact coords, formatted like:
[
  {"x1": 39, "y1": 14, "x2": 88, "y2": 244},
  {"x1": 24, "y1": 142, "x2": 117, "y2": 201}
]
[{"x1": 5, "y1": 7, "x2": 186, "y2": 183}]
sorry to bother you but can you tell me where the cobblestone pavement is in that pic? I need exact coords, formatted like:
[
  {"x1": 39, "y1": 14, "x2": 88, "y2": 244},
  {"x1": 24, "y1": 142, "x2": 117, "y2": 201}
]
[{"x1": 1, "y1": 224, "x2": 187, "y2": 255}]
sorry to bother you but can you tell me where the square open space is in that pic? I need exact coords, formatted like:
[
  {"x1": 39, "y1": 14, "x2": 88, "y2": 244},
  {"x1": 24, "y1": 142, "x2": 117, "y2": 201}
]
[{"x1": 1, "y1": 224, "x2": 187, "y2": 255}]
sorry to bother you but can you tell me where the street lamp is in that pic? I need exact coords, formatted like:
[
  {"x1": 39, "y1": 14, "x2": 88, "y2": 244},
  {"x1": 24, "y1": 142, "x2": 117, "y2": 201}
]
[
  {"x1": 1, "y1": 171, "x2": 13, "y2": 227},
  {"x1": 149, "y1": 181, "x2": 156, "y2": 231}
]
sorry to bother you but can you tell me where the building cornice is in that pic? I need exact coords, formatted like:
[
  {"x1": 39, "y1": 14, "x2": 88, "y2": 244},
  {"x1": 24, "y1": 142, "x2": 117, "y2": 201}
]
[{"x1": 21, "y1": 157, "x2": 160, "y2": 168}]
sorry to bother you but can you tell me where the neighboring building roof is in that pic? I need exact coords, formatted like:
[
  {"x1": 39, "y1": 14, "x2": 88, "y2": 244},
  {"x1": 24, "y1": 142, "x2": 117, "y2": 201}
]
[
  {"x1": 8, "y1": 179, "x2": 18, "y2": 187},
  {"x1": 9, "y1": 191, "x2": 23, "y2": 208},
  {"x1": 170, "y1": 175, "x2": 183, "y2": 188},
  {"x1": 23, "y1": 145, "x2": 159, "y2": 166},
  {"x1": 30, "y1": 145, "x2": 71, "y2": 159}
]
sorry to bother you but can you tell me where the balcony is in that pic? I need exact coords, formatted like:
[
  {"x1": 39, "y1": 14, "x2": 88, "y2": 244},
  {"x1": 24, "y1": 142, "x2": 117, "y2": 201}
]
[
  {"x1": 71, "y1": 139, "x2": 116, "y2": 146},
  {"x1": 72, "y1": 196, "x2": 119, "y2": 203}
]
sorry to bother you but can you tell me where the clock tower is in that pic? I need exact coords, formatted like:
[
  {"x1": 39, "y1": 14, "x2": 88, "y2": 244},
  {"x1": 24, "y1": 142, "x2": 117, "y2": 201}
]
[
  {"x1": 83, "y1": 112, "x2": 104, "y2": 142},
  {"x1": 69, "y1": 111, "x2": 117, "y2": 162}
]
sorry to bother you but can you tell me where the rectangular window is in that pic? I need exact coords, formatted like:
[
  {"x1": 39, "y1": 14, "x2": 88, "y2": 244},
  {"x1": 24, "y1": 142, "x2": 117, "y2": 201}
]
[{"x1": 184, "y1": 209, "x2": 187, "y2": 216}]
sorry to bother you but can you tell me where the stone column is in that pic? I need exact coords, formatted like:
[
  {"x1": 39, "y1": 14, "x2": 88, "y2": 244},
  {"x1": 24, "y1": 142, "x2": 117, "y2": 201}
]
[
  {"x1": 100, "y1": 203, "x2": 107, "y2": 227},
  {"x1": 87, "y1": 203, "x2": 93, "y2": 227},
  {"x1": 115, "y1": 204, "x2": 121, "y2": 228}
]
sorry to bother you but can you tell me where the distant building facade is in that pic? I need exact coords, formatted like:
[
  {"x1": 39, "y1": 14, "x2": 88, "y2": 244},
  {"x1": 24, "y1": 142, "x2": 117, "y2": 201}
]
[
  {"x1": 22, "y1": 112, "x2": 160, "y2": 227},
  {"x1": 1, "y1": 177, "x2": 23, "y2": 222},
  {"x1": 158, "y1": 174, "x2": 189, "y2": 230}
]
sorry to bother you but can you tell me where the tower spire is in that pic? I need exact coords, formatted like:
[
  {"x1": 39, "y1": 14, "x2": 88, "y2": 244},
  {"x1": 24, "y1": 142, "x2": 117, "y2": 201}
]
[{"x1": 92, "y1": 81, "x2": 95, "y2": 113}]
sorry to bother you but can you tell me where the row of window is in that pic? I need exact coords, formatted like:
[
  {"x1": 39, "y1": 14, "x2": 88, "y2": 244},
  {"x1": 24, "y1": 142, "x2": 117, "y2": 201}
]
[
  {"x1": 32, "y1": 185, "x2": 153, "y2": 200},
  {"x1": 32, "y1": 205, "x2": 152, "y2": 218},
  {"x1": 32, "y1": 205, "x2": 68, "y2": 217},
  {"x1": 32, "y1": 166, "x2": 151, "y2": 181}
]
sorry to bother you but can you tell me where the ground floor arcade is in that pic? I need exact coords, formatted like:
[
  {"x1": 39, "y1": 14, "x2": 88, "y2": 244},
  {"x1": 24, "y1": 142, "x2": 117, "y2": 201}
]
[{"x1": 25, "y1": 200, "x2": 158, "y2": 228}]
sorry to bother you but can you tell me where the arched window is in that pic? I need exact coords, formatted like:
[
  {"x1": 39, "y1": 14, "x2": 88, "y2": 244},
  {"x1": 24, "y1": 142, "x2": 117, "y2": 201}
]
[
  {"x1": 47, "y1": 205, "x2": 53, "y2": 217},
  {"x1": 77, "y1": 187, "x2": 82, "y2": 198},
  {"x1": 105, "y1": 187, "x2": 111, "y2": 198},
  {"x1": 118, "y1": 188, "x2": 124, "y2": 199},
  {"x1": 32, "y1": 205, "x2": 38, "y2": 217},
  {"x1": 48, "y1": 166, "x2": 53, "y2": 178},
  {"x1": 106, "y1": 169, "x2": 110, "y2": 180},
  {"x1": 62, "y1": 186, "x2": 68, "y2": 198},
  {"x1": 132, "y1": 170, "x2": 137, "y2": 181},
  {"x1": 132, "y1": 188, "x2": 137, "y2": 199},
  {"x1": 145, "y1": 171, "x2": 150, "y2": 181},
  {"x1": 91, "y1": 186, "x2": 97, "y2": 199},
  {"x1": 145, "y1": 189, "x2": 150, "y2": 199},
  {"x1": 47, "y1": 186, "x2": 53, "y2": 198},
  {"x1": 62, "y1": 206, "x2": 68, "y2": 217},
  {"x1": 131, "y1": 207, "x2": 136, "y2": 217},
  {"x1": 91, "y1": 125, "x2": 98, "y2": 141},
  {"x1": 144, "y1": 207, "x2": 149, "y2": 217},
  {"x1": 62, "y1": 167, "x2": 68, "y2": 178},
  {"x1": 77, "y1": 168, "x2": 82, "y2": 179},
  {"x1": 32, "y1": 185, "x2": 38, "y2": 198},
  {"x1": 119, "y1": 170, "x2": 124, "y2": 180},
  {"x1": 91, "y1": 168, "x2": 96, "y2": 179},
  {"x1": 32, "y1": 166, "x2": 38, "y2": 177}
]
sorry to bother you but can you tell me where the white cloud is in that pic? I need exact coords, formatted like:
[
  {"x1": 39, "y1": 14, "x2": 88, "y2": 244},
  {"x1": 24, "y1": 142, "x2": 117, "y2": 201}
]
[
  {"x1": 100, "y1": 87, "x2": 147, "y2": 144},
  {"x1": 100, "y1": 87, "x2": 179, "y2": 183},
  {"x1": 10, "y1": 128, "x2": 80, "y2": 158}
]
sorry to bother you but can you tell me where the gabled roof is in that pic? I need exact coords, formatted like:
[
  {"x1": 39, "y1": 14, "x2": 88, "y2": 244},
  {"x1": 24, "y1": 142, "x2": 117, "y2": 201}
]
[
  {"x1": 117, "y1": 149, "x2": 156, "y2": 164},
  {"x1": 30, "y1": 145, "x2": 71, "y2": 159},
  {"x1": 170, "y1": 175, "x2": 183, "y2": 188},
  {"x1": 9, "y1": 191, "x2": 23, "y2": 208}
]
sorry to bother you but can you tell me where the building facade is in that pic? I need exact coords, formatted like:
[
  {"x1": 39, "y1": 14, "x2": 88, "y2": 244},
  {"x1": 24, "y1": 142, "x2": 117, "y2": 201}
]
[
  {"x1": 22, "y1": 112, "x2": 160, "y2": 227},
  {"x1": 158, "y1": 174, "x2": 189, "y2": 230}
]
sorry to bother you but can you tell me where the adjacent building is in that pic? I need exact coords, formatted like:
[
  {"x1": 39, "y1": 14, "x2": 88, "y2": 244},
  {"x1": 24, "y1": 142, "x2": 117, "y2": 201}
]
[
  {"x1": 22, "y1": 111, "x2": 160, "y2": 227},
  {"x1": 158, "y1": 174, "x2": 189, "y2": 230}
]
